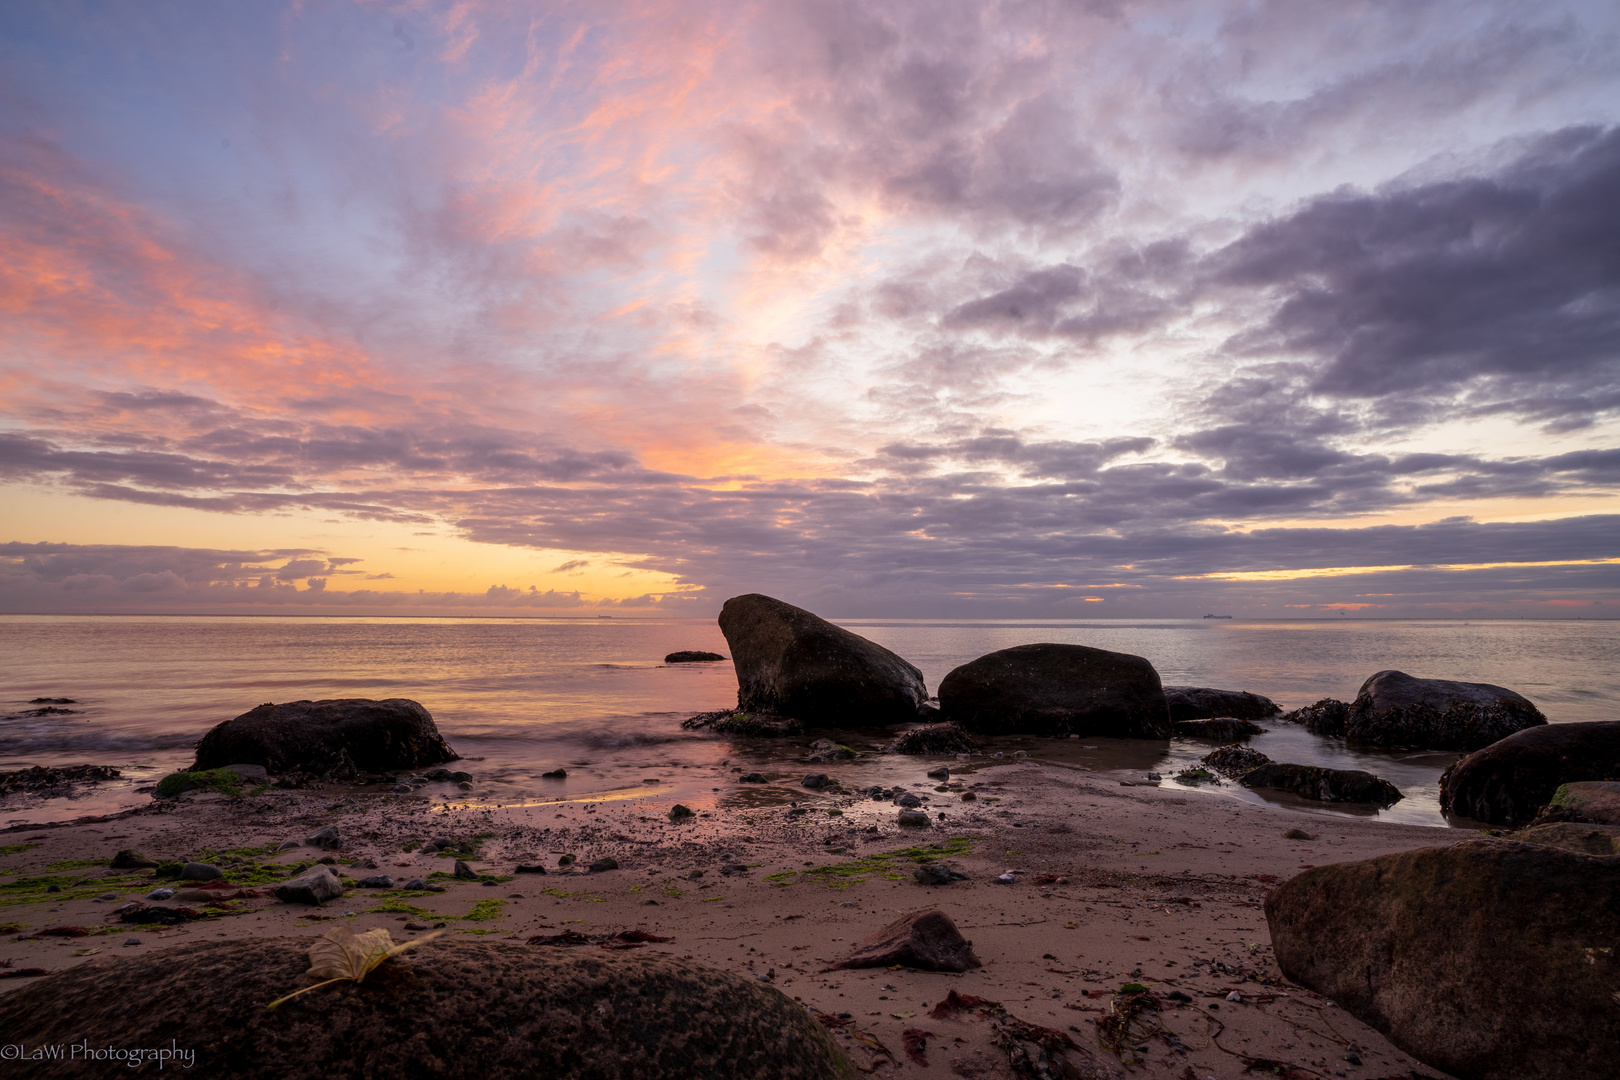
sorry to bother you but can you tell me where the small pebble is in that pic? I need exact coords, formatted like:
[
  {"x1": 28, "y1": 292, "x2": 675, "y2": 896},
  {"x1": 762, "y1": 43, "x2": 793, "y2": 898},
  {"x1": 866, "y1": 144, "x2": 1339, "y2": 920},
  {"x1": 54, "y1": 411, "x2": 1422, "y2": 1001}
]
[
  {"x1": 147, "y1": 887, "x2": 174, "y2": 900},
  {"x1": 123, "y1": 938, "x2": 141, "y2": 947},
  {"x1": 1226, "y1": 991, "x2": 1243, "y2": 1003}
]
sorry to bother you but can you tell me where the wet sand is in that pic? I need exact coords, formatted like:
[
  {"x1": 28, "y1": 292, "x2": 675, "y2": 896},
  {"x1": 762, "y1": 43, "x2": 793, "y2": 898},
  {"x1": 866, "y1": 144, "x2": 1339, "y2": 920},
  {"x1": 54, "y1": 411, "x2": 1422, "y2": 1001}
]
[{"x1": 0, "y1": 748, "x2": 1467, "y2": 1079}]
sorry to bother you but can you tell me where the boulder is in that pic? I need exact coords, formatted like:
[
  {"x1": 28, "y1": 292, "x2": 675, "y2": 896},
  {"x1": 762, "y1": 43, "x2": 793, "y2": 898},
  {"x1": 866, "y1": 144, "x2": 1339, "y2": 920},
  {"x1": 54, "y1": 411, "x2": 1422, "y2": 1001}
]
[
  {"x1": 718, "y1": 594, "x2": 926, "y2": 727},
  {"x1": 883, "y1": 722, "x2": 979, "y2": 755},
  {"x1": 937, "y1": 643, "x2": 1170, "y2": 738},
  {"x1": 0, "y1": 938, "x2": 851, "y2": 1080},
  {"x1": 273, "y1": 866, "x2": 343, "y2": 906},
  {"x1": 664, "y1": 651, "x2": 726, "y2": 663},
  {"x1": 1440, "y1": 721, "x2": 1620, "y2": 825},
  {"x1": 1513, "y1": 822, "x2": 1620, "y2": 855},
  {"x1": 1172, "y1": 717, "x2": 1266, "y2": 740},
  {"x1": 1162, "y1": 686, "x2": 1280, "y2": 723},
  {"x1": 1533, "y1": 780, "x2": 1620, "y2": 826},
  {"x1": 831, "y1": 910, "x2": 981, "y2": 973},
  {"x1": 192, "y1": 698, "x2": 458, "y2": 776},
  {"x1": 1264, "y1": 839, "x2": 1620, "y2": 1080},
  {"x1": 1239, "y1": 763, "x2": 1402, "y2": 806},
  {"x1": 1303, "y1": 671, "x2": 1546, "y2": 750}
]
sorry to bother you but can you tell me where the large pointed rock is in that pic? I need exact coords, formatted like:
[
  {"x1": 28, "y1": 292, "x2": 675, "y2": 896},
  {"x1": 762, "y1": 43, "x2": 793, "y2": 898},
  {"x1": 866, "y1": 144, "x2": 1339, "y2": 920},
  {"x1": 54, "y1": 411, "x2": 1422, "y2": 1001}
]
[
  {"x1": 192, "y1": 698, "x2": 458, "y2": 776},
  {"x1": 719, "y1": 594, "x2": 926, "y2": 728},
  {"x1": 0, "y1": 938, "x2": 852, "y2": 1079},
  {"x1": 1265, "y1": 839, "x2": 1620, "y2": 1080},
  {"x1": 831, "y1": 909, "x2": 981, "y2": 973},
  {"x1": 1440, "y1": 721, "x2": 1620, "y2": 826},
  {"x1": 938, "y1": 643, "x2": 1170, "y2": 738}
]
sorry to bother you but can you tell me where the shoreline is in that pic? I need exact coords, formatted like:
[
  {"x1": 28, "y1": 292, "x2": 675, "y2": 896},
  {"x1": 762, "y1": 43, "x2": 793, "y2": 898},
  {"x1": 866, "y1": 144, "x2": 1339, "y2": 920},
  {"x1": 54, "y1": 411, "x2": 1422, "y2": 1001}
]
[{"x1": 0, "y1": 757, "x2": 1462, "y2": 1078}]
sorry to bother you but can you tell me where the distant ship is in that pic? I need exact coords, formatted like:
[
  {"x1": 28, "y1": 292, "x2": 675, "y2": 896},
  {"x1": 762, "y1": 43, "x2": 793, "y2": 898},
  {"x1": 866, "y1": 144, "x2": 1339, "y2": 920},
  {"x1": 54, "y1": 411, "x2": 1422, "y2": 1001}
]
[{"x1": 1202, "y1": 613, "x2": 1233, "y2": 619}]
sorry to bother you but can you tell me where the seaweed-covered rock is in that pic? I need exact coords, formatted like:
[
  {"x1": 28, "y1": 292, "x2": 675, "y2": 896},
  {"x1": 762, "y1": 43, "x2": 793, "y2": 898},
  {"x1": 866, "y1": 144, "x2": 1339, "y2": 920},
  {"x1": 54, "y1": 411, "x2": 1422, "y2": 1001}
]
[
  {"x1": 883, "y1": 722, "x2": 980, "y2": 755},
  {"x1": 1162, "y1": 686, "x2": 1280, "y2": 723},
  {"x1": 1201, "y1": 745, "x2": 1271, "y2": 778},
  {"x1": 0, "y1": 938, "x2": 851, "y2": 1080},
  {"x1": 1239, "y1": 763, "x2": 1401, "y2": 806},
  {"x1": 805, "y1": 739, "x2": 857, "y2": 762},
  {"x1": 1264, "y1": 839, "x2": 1620, "y2": 1080},
  {"x1": 1439, "y1": 721, "x2": 1620, "y2": 826},
  {"x1": 0, "y1": 764, "x2": 120, "y2": 797},
  {"x1": 1513, "y1": 821, "x2": 1620, "y2": 855},
  {"x1": 1278, "y1": 697, "x2": 1349, "y2": 732},
  {"x1": 719, "y1": 594, "x2": 926, "y2": 728},
  {"x1": 938, "y1": 643, "x2": 1170, "y2": 739},
  {"x1": 680, "y1": 709, "x2": 804, "y2": 738},
  {"x1": 1172, "y1": 717, "x2": 1267, "y2": 740},
  {"x1": 831, "y1": 910, "x2": 980, "y2": 973},
  {"x1": 192, "y1": 699, "x2": 458, "y2": 776},
  {"x1": 1531, "y1": 780, "x2": 1620, "y2": 826},
  {"x1": 664, "y1": 651, "x2": 726, "y2": 663}
]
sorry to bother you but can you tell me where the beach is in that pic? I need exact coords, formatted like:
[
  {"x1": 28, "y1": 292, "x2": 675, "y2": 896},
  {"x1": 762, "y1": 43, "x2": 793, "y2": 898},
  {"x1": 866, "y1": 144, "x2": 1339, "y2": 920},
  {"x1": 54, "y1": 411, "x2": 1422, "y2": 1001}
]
[{"x1": 0, "y1": 751, "x2": 1460, "y2": 1079}]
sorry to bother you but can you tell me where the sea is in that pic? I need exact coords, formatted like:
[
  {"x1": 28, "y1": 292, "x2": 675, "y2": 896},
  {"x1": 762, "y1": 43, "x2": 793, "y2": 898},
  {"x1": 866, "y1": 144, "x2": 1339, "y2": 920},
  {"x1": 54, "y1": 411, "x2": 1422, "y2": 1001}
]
[{"x1": 1, "y1": 615, "x2": 1616, "y2": 829}]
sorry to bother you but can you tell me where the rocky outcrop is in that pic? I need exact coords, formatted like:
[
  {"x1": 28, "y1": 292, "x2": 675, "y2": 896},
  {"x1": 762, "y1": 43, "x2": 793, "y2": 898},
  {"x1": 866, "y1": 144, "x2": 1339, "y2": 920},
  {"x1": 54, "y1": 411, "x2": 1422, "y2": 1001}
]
[
  {"x1": 1532, "y1": 780, "x2": 1620, "y2": 826},
  {"x1": 664, "y1": 651, "x2": 726, "y2": 663},
  {"x1": 883, "y1": 722, "x2": 980, "y2": 755},
  {"x1": 1439, "y1": 721, "x2": 1620, "y2": 825},
  {"x1": 1201, "y1": 745, "x2": 1270, "y2": 778},
  {"x1": 719, "y1": 594, "x2": 926, "y2": 728},
  {"x1": 938, "y1": 643, "x2": 1170, "y2": 738},
  {"x1": 1171, "y1": 717, "x2": 1266, "y2": 740},
  {"x1": 1264, "y1": 839, "x2": 1620, "y2": 1080},
  {"x1": 0, "y1": 938, "x2": 852, "y2": 1080},
  {"x1": 192, "y1": 698, "x2": 458, "y2": 776},
  {"x1": 1278, "y1": 697, "x2": 1349, "y2": 732},
  {"x1": 1239, "y1": 763, "x2": 1402, "y2": 806},
  {"x1": 1162, "y1": 686, "x2": 1279, "y2": 723},
  {"x1": 1289, "y1": 671, "x2": 1545, "y2": 750},
  {"x1": 831, "y1": 910, "x2": 981, "y2": 973}
]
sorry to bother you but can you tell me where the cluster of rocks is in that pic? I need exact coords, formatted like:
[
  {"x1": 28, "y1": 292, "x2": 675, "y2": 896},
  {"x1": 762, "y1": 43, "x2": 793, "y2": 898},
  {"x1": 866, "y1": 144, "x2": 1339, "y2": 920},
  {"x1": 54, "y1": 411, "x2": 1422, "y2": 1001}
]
[
  {"x1": 1279, "y1": 670, "x2": 1547, "y2": 750},
  {"x1": 0, "y1": 763, "x2": 120, "y2": 797}
]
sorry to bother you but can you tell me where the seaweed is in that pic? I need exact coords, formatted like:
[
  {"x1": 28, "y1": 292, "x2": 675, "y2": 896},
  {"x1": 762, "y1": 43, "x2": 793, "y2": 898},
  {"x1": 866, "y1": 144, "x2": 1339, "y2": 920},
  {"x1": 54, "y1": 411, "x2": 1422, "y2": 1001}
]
[{"x1": 770, "y1": 837, "x2": 976, "y2": 891}]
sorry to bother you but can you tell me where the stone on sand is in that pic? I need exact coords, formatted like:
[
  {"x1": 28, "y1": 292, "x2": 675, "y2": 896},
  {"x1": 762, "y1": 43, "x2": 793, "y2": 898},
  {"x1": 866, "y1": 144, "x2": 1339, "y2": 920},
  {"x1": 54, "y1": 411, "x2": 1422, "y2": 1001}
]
[
  {"x1": 272, "y1": 866, "x2": 343, "y2": 906},
  {"x1": 192, "y1": 697, "x2": 459, "y2": 776},
  {"x1": 831, "y1": 909, "x2": 981, "y2": 973}
]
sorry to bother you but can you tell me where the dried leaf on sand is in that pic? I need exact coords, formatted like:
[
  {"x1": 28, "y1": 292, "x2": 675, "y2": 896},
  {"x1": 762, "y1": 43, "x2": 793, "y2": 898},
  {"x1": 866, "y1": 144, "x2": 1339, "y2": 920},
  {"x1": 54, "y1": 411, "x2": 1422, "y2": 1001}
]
[{"x1": 266, "y1": 925, "x2": 445, "y2": 1009}]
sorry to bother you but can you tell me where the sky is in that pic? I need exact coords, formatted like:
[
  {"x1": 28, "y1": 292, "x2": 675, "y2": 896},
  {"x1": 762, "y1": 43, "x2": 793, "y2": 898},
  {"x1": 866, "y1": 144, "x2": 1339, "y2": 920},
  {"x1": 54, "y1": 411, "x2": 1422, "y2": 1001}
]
[{"x1": 1, "y1": 0, "x2": 1618, "y2": 619}]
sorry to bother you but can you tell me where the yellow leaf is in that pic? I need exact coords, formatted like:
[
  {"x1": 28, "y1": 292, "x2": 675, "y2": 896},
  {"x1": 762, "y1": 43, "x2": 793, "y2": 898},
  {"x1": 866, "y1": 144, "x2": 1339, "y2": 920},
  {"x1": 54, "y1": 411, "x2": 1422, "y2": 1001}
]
[{"x1": 267, "y1": 926, "x2": 446, "y2": 1009}]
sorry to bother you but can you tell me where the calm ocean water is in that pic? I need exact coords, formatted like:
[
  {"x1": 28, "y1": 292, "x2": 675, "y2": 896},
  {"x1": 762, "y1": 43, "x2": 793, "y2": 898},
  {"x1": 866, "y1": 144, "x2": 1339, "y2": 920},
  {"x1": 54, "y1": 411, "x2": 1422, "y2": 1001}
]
[{"x1": 1, "y1": 615, "x2": 1615, "y2": 828}]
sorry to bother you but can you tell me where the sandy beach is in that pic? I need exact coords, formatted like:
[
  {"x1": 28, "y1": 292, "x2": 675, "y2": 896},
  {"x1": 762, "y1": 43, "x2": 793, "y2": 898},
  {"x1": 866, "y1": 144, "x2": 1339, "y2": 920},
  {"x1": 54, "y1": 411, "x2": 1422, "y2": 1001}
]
[{"x1": 0, "y1": 751, "x2": 1462, "y2": 1079}]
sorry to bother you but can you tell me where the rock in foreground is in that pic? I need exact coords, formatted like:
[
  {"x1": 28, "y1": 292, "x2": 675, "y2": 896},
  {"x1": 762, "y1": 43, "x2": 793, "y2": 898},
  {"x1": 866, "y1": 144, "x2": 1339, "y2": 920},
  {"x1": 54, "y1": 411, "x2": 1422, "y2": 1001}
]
[
  {"x1": 1240, "y1": 763, "x2": 1402, "y2": 806},
  {"x1": 1298, "y1": 670, "x2": 1546, "y2": 750},
  {"x1": 1265, "y1": 839, "x2": 1620, "y2": 1080},
  {"x1": 192, "y1": 698, "x2": 458, "y2": 776},
  {"x1": 0, "y1": 938, "x2": 851, "y2": 1080},
  {"x1": 1439, "y1": 721, "x2": 1620, "y2": 825},
  {"x1": 1162, "y1": 685, "x2": 1280, "y2": 723},
  {"x1": 938, "y1": 643, "x2": 1170, "y2": 738},
  {"x1": 719, "y1": 594, "x2": 926, "y2": 727},
  {"x1": 831, "y1": 909, "x2": 981, "y2": 972}
]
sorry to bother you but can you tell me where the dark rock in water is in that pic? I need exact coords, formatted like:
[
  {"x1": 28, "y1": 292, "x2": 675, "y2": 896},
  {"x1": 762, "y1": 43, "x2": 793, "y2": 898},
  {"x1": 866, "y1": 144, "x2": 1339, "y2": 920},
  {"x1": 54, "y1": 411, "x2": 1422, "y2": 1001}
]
[
  {"x1": 681, "y1": 709, "x2": 804, "y2": 738},
  {"x1": 1202, "y1": 745, "x2": 1271, "y2": 778},
  {"x1": 453, "y1": 860, "x2": 479, "y2": 881},
  {"x1": 0, "y1": 763, "x2": 120, "y2": 797},
  {"x1": 1322, "y1": 670, "x2": 1547, "y2": 750},
  {"x1": 1265, "y1": 839, "x2": 1620, "y2": 1080},
  {"x1": 665, "y1": 650, "x2": 726, "y2": 663},
  {"x1": 180, "y1": 862, "x2": 223, "y2": 881},
  {"x1": 912, "y1": 862, "x2": 968, "y2": 886},
  {"x1": 1278, "y1": 697, "x2": 1350, "y2": 733},
  {"x1": 1531, "y1": 780, "x2": 1620, "y2": 826},
  {"x1": 273, "y1": 866, "x2": 343, "y2": 906},
  {"x1": 0, "y1": 938, "x2": 853, "y2": 1080},
  {"x1": 28, "y1": 697, "x2": 76, "y2": 705},
  {"x1": 719, "y1": 593, "x2": 927, "y2": 728},
  {"x1": 1439, "y1": 721, "x2": 1620, "y2": 826},
  {"x1": 668, "y1": 804, "x2": 695, "y2": 822},
  {"x1": 805, "y1": 739, "x2": 857, "y2": 763},
  {"x1": 1173, "y1": 717, "x2": 1267, "y2": 740},
  {"x1": 738, "y1": 772, "x2": 768, "y2": 784},
  {"x1": 801, "y1": 773, "x2": 830, "y2": 790},
  {"x1": 110, "y1": 849, "x2": 159, "y2": 870},
  {"x1": 540, "y1": 768, "x2": 566, "y2": 779},
  {"x1": 588, "y1": 858, "x2": 619, "y2": 873},
  {"x1": 1162, "y1": 686, "x2": 1280, "y2": 723},
  {"x1": 938, "y1": 643, "x2": 1171, "y2": 738},
  {"x1": 832, "y1": 909, "x2": 981, "y2": 972},
  {"x1": 192, "y1": 698, "x2": 458, "y2": 776},
  {"x1": 884, "y1": 722, "x2": 979, "y2": 755},
  {"x1": 1240, "y1": 763, "x2": 1402, "y2": 806},
  {"x1": 1512, "y1": 821, "x2": 1620, "y2": 855}
]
